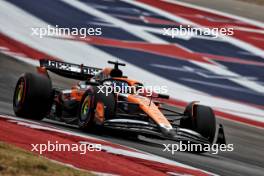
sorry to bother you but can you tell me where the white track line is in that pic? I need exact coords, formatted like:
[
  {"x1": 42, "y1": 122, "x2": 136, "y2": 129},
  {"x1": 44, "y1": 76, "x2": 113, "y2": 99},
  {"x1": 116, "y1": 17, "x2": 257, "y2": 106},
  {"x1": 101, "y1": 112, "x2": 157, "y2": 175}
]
[{"x1": 0, "y1": 114, "x2": 217, "y2": 176}]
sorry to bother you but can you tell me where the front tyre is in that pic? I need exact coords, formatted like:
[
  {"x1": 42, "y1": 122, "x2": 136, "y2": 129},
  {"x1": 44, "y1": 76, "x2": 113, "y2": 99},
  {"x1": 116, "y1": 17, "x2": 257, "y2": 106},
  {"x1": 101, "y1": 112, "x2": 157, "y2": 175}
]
[
  {"x1": 13, "y1": 73, "x2": 53, "y2": 120},
  {"x1": 180, "y1": 104, "x2": 216, "y2": 143}
]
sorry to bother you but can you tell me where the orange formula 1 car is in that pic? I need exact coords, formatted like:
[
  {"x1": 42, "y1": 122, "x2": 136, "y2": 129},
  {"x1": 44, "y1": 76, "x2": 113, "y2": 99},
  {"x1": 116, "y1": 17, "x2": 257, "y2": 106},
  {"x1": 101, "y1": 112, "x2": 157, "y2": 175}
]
[{"x1": 13, "y1": 60, "x2": 226, "y2": 149}]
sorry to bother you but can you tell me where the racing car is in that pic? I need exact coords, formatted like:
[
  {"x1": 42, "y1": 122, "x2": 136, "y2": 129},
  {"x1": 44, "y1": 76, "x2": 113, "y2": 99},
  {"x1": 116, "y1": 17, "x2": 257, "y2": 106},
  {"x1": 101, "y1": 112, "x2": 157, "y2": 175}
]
[{"x1": 13, "y1": 59, "x2": 226, "y2": 149}]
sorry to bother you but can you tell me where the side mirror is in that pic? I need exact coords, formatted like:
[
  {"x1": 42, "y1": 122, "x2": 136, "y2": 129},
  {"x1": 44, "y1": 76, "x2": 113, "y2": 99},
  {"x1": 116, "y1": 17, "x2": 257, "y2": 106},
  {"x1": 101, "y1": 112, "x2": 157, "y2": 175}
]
[{"x1": 157, "y1": 93, "x2": 169, "y2": 99}]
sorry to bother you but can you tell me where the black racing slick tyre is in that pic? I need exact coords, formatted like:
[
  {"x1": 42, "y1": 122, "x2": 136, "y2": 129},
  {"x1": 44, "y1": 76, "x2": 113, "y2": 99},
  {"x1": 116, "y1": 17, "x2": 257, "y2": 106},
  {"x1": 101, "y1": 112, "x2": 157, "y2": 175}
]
[
  {"x1": 78, "y1": 86, "x2": 115, "y2": 130},
  {"x1": 180, "y1": 104, "x2": 216, "y2": 143},
  {"x1": 13, "y1": 73, "x2": 53, "y2": 120}
]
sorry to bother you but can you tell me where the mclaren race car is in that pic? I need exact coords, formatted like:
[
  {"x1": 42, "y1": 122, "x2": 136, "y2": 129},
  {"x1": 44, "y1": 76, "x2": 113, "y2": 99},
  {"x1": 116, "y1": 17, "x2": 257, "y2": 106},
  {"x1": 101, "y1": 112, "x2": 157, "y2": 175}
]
[{"x1": 13, "y1": 59, "x2": 226, "y2": 149}]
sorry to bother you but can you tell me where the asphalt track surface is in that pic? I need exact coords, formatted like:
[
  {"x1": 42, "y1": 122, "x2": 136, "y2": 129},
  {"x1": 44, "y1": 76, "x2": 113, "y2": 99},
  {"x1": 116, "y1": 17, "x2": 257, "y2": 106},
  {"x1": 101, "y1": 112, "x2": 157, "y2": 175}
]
[{"x1": 1, "y1": 53, "x2": 264, "y2": 176}]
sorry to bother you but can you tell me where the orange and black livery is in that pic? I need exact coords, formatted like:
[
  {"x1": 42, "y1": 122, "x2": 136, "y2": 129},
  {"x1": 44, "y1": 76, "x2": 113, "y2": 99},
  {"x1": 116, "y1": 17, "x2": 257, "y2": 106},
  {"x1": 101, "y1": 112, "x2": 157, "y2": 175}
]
[{"x1": 13, "y1": 59, "x2": 226, "y2": 152}]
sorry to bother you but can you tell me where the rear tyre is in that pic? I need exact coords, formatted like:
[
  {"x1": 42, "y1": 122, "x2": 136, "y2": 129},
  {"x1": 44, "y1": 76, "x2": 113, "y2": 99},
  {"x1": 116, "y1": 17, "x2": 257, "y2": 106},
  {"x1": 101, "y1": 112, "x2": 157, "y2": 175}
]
[
  {"x1": 78, "y1": 86, "x2": 115, "y2": 130},
  {"x1": 180, "y1": 104, "x2": 216, "y2": 143},
  {"x1": 13, "y1": 73, "x2": 53, "y2": 120}
]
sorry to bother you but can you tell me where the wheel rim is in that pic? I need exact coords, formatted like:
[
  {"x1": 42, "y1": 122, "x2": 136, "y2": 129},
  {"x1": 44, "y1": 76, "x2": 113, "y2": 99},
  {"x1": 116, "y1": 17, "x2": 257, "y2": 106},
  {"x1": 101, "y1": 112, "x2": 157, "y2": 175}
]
[
  {"x1": 15, "y1": 79, "x2": 25, "y2": 107},
  {"x1": 81, "y1": 96, "x2": 91, "y2": 121}
]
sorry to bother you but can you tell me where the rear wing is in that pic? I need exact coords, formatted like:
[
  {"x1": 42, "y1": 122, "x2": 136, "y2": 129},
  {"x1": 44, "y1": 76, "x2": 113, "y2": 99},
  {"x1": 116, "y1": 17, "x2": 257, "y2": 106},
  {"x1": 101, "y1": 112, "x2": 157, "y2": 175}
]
[{"x1": 39, "y1": 59, "x2": 101, "y2": 80}]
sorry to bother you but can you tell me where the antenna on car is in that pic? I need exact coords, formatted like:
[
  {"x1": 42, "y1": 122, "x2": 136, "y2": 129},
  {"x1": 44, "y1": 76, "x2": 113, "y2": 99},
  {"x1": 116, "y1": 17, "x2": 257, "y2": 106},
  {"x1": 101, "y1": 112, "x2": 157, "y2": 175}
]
[{"x1": 149, "y1": 96, "x2": 153, "y2": 106}]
